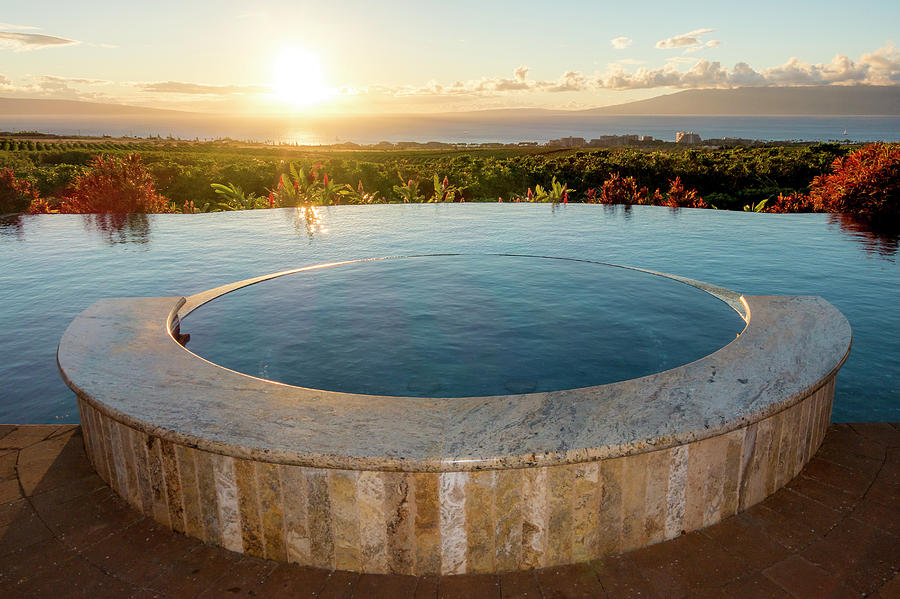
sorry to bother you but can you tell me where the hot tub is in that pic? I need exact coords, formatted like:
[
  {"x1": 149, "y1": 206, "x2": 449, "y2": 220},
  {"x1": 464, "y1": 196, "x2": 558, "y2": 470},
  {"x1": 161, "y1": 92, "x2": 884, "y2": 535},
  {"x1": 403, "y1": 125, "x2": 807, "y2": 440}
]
[{"x1": 57, "y1": 254, "x2": 851, "y2": 575}]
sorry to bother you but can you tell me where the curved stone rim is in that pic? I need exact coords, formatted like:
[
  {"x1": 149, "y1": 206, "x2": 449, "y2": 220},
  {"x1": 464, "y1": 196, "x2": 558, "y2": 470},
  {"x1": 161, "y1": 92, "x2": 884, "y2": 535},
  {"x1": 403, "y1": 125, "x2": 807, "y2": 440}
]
[
  {"x1": 177, "y1": 254, "x2": 749, "y2": 322},
  {"x1": 57, "y1": 257, "x2": 853, "y2": 472},
  {"x1": 174, "y1": 253, "x2": 750, "y2": 398}
]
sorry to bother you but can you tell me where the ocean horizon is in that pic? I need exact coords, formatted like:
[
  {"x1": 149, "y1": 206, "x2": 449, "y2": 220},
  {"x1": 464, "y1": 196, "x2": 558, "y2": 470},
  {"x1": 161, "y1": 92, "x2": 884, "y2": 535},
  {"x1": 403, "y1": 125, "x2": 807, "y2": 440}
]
[{"x1": 2, "y1": 113, "x2": 899, "y2": 145}]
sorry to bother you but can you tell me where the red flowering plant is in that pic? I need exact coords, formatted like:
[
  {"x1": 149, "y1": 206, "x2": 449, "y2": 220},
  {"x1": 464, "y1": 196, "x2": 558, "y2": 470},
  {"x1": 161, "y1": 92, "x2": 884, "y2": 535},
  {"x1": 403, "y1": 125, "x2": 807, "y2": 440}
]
[
  {"x1": 393, "y1": 175, "x2": 423, "y2": 203},
  {"x1": 269, "y1": 163, "x2": 322, "y2": 207},
  {"x1": 0, "y1": 169, "x2": 40, "y2": 214},
  {"x1": 809, "y1": 143, "x2": 900, "y2": 222},
  {"x1": 661, "y1": 176, "x2": 707, "y2": 209},
  {"x1": 766, "y1": 191, "x2": 819, "y2": 213},
  {"x1": 599, "y1": 173, "x2": 646, "y2": 205},
  {"x1": 428, "y1": 174, "x2": 464, "y2": 202},
  {"x1": 57, "y1": 154, "x2": 173, "y2": 213}
]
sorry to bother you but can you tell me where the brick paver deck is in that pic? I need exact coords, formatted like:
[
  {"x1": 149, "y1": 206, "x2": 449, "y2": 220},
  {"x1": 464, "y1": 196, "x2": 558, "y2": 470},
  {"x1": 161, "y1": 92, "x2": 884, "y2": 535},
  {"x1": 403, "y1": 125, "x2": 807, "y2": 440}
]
[{"x1": 0, "y1": 423, "x2": 897, "y2": 598}]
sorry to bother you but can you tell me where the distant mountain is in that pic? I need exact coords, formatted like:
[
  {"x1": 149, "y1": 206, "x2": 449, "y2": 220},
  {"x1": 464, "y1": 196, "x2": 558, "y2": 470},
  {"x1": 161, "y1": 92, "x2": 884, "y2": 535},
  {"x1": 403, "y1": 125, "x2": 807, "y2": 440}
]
[
  {"x1": 0, "y1": 97, "x2": 192, "y2": 116},
  {"x1": 584, "y1": 86, "x2": 900, "y2": 116}
]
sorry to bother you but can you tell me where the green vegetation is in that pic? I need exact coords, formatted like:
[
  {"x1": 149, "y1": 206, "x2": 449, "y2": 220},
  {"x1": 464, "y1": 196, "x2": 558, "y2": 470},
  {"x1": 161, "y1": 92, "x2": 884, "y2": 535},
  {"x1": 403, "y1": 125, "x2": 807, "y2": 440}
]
[{"x1": 0, "y1": 138, "x2": 896, "y2": 223}]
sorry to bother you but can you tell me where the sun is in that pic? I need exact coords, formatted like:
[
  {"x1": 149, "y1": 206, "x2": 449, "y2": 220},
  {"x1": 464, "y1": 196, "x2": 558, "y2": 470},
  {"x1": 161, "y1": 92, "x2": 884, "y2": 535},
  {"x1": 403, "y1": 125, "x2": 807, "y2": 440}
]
[{"x1": 271, "y1": 49, "x2": 331, "y2": 107}]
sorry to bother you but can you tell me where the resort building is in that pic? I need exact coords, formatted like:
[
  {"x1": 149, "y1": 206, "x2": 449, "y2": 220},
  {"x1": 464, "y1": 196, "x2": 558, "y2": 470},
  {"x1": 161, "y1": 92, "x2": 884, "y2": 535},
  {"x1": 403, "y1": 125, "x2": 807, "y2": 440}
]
[{"x1": 676, "y1": 131, "x2": 702, "y2": 144}]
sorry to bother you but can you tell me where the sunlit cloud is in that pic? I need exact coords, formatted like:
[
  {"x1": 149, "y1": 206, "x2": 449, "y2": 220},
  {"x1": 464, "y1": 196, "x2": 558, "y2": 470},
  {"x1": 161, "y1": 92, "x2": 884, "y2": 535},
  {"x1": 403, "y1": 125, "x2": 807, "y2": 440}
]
[
  {"x1": 350, "y1": 43, "x2": 900, "y2": 98},
  {"x1": 0, "y1": 22, "x2": 39, "y2": 31},
  {"x1": 610, "y1": 37, "x2": 632, "y2": 50},
  {"x1": 656, "y1": 28, "x2": 714, "y2": 49},
  {"x1": 684, "y1": 40, "x2": 721, "y2": 54},
  {"x1": 41, "y1": 75, "x2": 108, "y2": 85},
  {"x1": 0, "y1": 31, "x2": 78, "y2": 51},
  {"x1": 598, "y1": 44, "x2": 900, "y2": 89},
  {"x1": 137, "y1": 81, "x2": 269, "y2": 95},
  {"x1": 0, "y1": 73, "x2": 109, "y2": 99}
]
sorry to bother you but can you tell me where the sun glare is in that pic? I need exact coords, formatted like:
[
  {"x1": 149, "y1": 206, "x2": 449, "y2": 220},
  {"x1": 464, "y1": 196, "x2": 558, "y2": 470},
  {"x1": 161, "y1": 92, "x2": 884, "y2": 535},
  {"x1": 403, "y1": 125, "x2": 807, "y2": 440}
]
[{"x1": 271, "y1": 49, "x2": 330, "y2": 107}]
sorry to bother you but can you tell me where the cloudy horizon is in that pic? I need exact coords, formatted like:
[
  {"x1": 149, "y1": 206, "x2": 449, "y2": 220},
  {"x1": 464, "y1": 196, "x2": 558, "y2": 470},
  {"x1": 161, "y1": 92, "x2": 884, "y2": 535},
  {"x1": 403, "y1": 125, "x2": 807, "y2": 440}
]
[{"x1": 1, "y1": 1, "x2": 898, "y2": 114}]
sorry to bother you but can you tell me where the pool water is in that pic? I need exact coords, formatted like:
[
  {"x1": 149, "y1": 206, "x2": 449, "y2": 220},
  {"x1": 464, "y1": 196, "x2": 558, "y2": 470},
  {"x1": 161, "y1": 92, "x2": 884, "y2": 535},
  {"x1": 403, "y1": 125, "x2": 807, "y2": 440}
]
[
  {"x1": 0, "y1": 204, "x2": 897, "y2": 422},
  {"x1": 181, "y1": 255, "x2": 744, "y2": 397}
]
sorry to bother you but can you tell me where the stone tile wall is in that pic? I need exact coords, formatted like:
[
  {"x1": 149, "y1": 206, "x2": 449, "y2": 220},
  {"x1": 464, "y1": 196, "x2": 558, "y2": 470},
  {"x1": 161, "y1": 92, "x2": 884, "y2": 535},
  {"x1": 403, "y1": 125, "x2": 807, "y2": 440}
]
[{"x1": 76, "y1": 375, "x2": 835, "y2": 575}]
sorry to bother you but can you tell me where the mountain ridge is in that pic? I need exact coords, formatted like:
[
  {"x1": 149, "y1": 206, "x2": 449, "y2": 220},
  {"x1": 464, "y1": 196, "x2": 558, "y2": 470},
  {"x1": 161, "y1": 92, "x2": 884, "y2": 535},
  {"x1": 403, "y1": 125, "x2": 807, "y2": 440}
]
[
  {"x1": 1, "y1": 86, "x2": 898, "y2": 118},
  {"x1": 580, "y1": 86, "x2": 900, "y2": 116}
]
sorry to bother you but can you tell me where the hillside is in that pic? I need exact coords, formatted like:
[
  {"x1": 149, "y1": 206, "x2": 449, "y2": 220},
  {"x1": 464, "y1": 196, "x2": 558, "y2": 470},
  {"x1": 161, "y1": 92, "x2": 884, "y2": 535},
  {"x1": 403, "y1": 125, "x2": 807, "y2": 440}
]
[
  {"x1": 585, "y1": 86, "x2": 900, "y2": 116},
  {"x1": 0, "y1": 98, "x2": 191, "y2": 116}
]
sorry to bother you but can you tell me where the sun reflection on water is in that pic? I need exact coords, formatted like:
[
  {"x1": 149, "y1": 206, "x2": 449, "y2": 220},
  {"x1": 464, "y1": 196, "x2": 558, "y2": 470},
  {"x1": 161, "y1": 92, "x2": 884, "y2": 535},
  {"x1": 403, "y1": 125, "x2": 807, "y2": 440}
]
[{"x1": 290, "y1": 205, "x2": 328, "y2": 238}]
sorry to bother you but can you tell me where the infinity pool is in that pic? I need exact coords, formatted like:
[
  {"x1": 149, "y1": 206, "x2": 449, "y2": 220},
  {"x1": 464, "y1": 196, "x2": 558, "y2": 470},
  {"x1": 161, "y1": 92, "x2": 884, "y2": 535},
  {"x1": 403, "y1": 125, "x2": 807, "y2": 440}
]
[
  {"x1": 1, "y1": 204, "x2": 897, "y2": 422},
  {"x1": 182, "y1": 254, "x2": 744, "y2": 397}
]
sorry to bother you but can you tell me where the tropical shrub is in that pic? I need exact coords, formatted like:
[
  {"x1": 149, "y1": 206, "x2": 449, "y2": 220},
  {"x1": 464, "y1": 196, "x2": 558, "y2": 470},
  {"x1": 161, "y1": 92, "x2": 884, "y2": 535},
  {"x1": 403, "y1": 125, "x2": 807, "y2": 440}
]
[
  {"x1": 428, "y1": 175, "x2": 463, "y2": 202},
  {"x1": 317, "y1": 173, "x2": 353, "y2": 205},
  {"x1": 0, "y1": 169, "x2": 39, "y2": 214},
  {"x1": 546, "y1": 176, "x2": 572, "y2": 203},
  {"x1": 662, "y1": 176, "x2": 707, "y2": 209},
  {"x1": 766, "y1": 191, "x2": 819, "y2": 213},
  {"x1": 343, "y1": 181, "x2": 380, "y2": 204},
  {"x1": 743, "y1": 199, "x2": 769, "y2": 213},
  {"x1": 57, "y1": 154, "x2": 172, "y2": 213},
  {"x1": 599, "y1": 173, "x2": 646, "y2": 205},
  {"x1": 808, "y1": 143, "x2": 900, "y2": 222},
  {"x1": 393, "y1": 176, "x2": 423, "y2": 203},
  {"x1": 210, "y1": 183, "x2": 267, "y2": 210}
]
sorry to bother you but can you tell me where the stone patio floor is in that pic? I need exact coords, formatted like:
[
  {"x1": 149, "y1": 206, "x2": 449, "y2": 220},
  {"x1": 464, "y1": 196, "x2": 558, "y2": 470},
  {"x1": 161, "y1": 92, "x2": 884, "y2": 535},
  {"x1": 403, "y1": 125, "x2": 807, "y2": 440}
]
[{"x1": 0, "y1": 423, "x2": 897, "y2": 598}]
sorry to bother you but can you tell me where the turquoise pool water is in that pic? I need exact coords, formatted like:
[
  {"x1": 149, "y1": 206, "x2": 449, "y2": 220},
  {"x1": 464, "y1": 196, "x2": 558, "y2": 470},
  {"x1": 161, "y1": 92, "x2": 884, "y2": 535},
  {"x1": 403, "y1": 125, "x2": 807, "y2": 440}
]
[
  {"x1": 181, "y1": 255, "x2": 744, "y2": 397},
  {"x1": 0, "y1": 204, "x2": 897, "y2": 422}
]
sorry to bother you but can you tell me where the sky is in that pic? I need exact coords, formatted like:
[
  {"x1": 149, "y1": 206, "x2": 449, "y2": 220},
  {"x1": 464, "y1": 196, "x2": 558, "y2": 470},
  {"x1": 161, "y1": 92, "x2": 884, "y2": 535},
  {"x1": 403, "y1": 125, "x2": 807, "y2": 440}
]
[{"x1": 1, "y1": 0, "x2": 899, "y2": 115}]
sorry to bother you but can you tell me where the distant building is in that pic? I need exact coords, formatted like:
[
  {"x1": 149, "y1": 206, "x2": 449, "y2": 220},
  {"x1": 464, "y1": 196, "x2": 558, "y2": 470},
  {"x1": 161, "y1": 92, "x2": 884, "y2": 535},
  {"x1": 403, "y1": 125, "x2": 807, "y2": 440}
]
[
  {"x1": 517, "y1": 141, "x2": 539, "y2": 147},
  {"x1": 640, "y1": 135, "x2": 654, "y2": 142},
  {"x1": 676, "y1": 131, "x2": 701, "y2": 144},
  {"x1": 547, "y1": 136, "x2": 586, "y2": 148}
]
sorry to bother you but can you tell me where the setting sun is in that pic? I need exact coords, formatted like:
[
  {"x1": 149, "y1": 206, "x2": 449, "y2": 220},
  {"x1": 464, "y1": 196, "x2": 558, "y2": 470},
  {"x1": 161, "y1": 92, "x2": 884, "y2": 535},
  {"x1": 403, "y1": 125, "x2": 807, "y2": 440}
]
[{"x1": 271, "y1": 48, "x2": 330, "y2": 107}]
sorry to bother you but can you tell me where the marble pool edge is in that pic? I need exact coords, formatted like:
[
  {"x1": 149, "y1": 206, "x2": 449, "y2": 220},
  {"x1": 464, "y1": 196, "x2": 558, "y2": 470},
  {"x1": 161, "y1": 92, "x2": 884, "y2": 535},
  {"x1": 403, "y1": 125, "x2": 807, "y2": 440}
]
[{"x1": 73, "y1": 371, "x2": 839, "y2": 574}]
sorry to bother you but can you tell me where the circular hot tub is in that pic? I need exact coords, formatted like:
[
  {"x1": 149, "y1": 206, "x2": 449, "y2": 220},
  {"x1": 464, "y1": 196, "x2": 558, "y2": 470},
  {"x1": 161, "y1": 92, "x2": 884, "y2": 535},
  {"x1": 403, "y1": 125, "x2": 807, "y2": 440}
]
[
  {"x1": 181, "y1": 255, "x2": 745, "y2": 397},
  {"x1": 58, "y1": 255, "x2": 851, "y2": 575}
]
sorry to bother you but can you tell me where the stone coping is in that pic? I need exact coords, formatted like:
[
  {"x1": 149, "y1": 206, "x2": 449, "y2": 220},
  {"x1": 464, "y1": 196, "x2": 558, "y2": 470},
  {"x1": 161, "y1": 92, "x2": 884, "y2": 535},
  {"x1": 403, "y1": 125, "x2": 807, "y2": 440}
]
[{"x1": 57, "y1": 256, "x2": 852, "y2": 472}]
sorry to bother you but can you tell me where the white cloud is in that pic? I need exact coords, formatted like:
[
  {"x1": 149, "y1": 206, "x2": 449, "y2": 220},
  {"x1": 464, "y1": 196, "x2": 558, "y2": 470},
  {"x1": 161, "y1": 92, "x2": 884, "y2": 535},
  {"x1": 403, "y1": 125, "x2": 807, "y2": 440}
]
[
  {"x1": 684, "y1": 40, "x2": 721, "y2": 54},
  {"x1": 137, "y1": 81, "x2": 269, "y2": 95},
  {"x1": 597, "y1": 45, "x2": 900, "y2": 89},
  {"x1": 0, "y1": 31, "x2": 78, "y2": 51},
  {"x1": 610, "y1": 37, "x2": 632, "y2": 50},
  {"x1": 372, "y1": 43, "x2": 900, "y2": 96},
  {"x1": 40, "y1": 75, "x2": 108, "y2": 85},
  {"x1": 656, "y1": 28, "x2": 714, "y2": 49},
  {"x1": 0, "y1": 22, "x2": 39, "y2": 31}
]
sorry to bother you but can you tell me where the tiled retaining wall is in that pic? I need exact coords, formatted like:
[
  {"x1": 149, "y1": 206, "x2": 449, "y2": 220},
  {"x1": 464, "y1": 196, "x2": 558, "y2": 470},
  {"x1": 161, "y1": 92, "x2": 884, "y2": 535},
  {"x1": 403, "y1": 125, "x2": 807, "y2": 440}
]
[{"x1": 76, "y1": 375, "x2": 835, "y2": 575}]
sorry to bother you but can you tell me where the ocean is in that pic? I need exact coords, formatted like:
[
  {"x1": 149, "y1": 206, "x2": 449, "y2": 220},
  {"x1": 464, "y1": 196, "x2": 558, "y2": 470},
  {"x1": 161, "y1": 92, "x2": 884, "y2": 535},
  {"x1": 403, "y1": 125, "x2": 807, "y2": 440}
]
[{"x1": 1, "y1": 113, "x2": 899, "y2": 145}]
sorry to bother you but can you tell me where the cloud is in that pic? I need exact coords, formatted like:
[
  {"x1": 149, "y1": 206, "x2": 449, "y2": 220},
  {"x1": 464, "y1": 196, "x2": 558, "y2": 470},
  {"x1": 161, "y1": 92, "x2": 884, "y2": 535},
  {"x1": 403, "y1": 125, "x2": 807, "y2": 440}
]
[
  {"x1": 0, "y1": 31, "x2": 78, "y2": 51},
  {"x1": 610, "y1": 37, "x2": 632, "y2": 50},
  {"x1": 656, "y1": 28, "x2": 713, "y2": 49},
  {"x1": 684, "y1": 40, "x2": 721, "y2": 54},
  {"x1": 368, "y1": 43, "x2": 900, "y2": 97},
  {"x1": 137, "y1": 81, "x2": 269, "y2": 95},
  {"x1": 368, "y1": 67, "x2": 593, "y2": 97},
  {"x1": 0, "y1": 22, "x2": 39, "y2": 31},
  {"x1": 0, "y1": 73, "x2": 104, "y2": 98},
  {"x1": 40, "y1": 75, "x2": 108, "y2": 85},
  {"x1": 597, "y1": 45, "x2": 900, "y2": 89}
]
